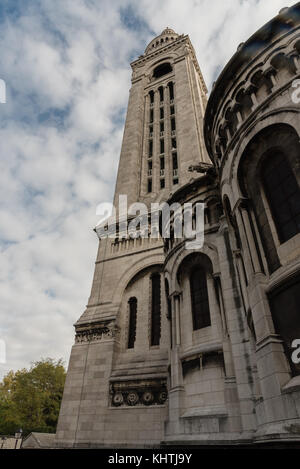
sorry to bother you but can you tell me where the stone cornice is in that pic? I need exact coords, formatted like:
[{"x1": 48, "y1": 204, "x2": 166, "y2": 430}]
[{"x1": 204, "y1": 3, "x2": 300, "y2": 162}]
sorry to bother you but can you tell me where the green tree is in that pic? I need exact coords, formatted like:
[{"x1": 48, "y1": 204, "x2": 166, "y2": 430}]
[{"x1": 0, "y1": 358, "x2": 66, "y2": 436}]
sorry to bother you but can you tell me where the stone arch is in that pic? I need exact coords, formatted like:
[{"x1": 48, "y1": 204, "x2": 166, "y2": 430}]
[
  {"x1": 144, "y1": 52, "x2": 181, "y2": 84},
  {"x1": 145, "y1": 56, "x2": 174, "y2": 76},
  {"x1": 169, "y1": 242, "x2": 219, "y2": 292},
  {"x1": 270, "y1": 52, "x2": 296, "y2": 75},
  {"x1": 229, "y1": 108, "x2": 300, "y2": 187},
  {"x1": 176, "y1": 251, "x2": 213, "y2": 285},
  {"x1": 294, "y1": 38, "x2": 300, "y2": 54},
  {"x1": 204, "y1": 194, "x2": 222, "y2": 225},
  {"x1": 236, "y1": 122, "x2": 300, "y2": 273},
  {"x1": 112, "y1": 253, "x2": 164, "y2": 305}
]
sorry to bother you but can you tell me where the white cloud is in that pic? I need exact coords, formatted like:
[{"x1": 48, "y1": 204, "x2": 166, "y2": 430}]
[{"x1": 0, "y1": 0, "x2": 295, "y2": 377}]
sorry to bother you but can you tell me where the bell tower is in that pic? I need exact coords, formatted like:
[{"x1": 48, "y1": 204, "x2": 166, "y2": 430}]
[
  {"x1": 113, "y1": 27, "x2": 210, "y2": 207},
  {"x1": 55, "y1": 28, "x2": 210, "y2": 449}
]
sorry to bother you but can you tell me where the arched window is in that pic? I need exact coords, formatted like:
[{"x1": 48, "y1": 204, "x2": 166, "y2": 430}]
[
  {"x1": 269, "y1": 275, "x2": 300, "y2": 376},
  {"x1": 238, "y1": 124, "x2": 300, "y2": 273},
  {"x1": 128, "y1": 297, "x2": 137, "y2": 349},
  {"x1": 262, "y1": 151, "x2": 300, "y2": 244},
  {"x1": 153, "y1": 62, "x2": 172, "y2": 79},
  {"x1": 151, "y1": 273, "x2": 161, "y2": 345},
  {"x1": 190, "y1": 266, "x2": 211, "y2": 330}
]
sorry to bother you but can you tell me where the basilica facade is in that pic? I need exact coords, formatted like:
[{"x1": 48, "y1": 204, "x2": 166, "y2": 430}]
[{"x1": 55, "y1": 3, "x2": 300, "y2": 447}]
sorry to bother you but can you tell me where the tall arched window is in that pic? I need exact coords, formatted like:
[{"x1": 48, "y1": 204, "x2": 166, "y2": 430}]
[
  {"x1": 128, "y1": 297, "x2": 137, "y2": 349},
  {"x1": 151, "y1": 273, "x2": 161, "y2": 345},
  {"x1": 238, "y1": 124, "x2": 300, "y2": 273},
  {"x1": 269, "y1": 275, "x2": 300, "y2": 376},
  {"x1": 262, "y1": 151, "x2": 300, "y2": 243},
  {"x1": 190, "y1": 266, "x2": 211, "y2": 330}
]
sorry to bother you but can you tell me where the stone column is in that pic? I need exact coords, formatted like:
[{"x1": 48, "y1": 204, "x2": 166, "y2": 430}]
[
  {"x1": 213, "y1": 273, "x2": 235, "y2": 379},
  {"x1": 234, "y1": 251, "x2": 250, "y2": 313},
  {"x1": 234, "y1": 198, "x2": 261, "y2": 276},
  {"x1": 165, "y1": 292, "x2": 184, "y2": 437},
  {"x1": 239, "y1": 200, "x2": 262, "y2": 273}
]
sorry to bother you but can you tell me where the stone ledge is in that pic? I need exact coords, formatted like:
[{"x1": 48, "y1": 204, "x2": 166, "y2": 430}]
[
  {"x1": 181, "y1": 406, "x2": 228, "y2": 419},
  {"x1": 282, "y1": 375, "x2": 300, "y2": 394},
  {"x1": 180, "y1": 341, "x2": 223, "y2": 361}
]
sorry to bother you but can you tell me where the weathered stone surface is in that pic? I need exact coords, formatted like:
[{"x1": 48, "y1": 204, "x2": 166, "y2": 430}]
[{"x1": 55, "y1": 4, "x2": 300, "y2": 448}]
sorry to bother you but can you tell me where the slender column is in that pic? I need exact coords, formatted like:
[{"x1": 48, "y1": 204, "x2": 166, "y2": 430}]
[
  {"x1": 213, "y1": 274, "x2": 228, "y2": 337},
  {"x1": 291, "y1": 54, "x2": 300, "y2": 73},
  {"x1": 250, "y1": 90, "x2": 258, "y2": 109},
  {"x1": 239, "y1": 200, "x2": 262, "y2": 273},
  {"x1": 174, "y1": 294, "x2": 181, "y2": 346},
  {"x1": 225, "y1": 126, "x2": 231, "y2": 141},
  {"x1": 269, "y1": 70, "x2": 277, "y2": 87},
  {"x1": 234, "y1": 205, "x2": 252, "y2": 280},
  {"x1": 236, "y1": 109, "x2": 243, "y2": 125},
  {"x1": 168, "y1": 291, "x2": 184, "y2": 435}
]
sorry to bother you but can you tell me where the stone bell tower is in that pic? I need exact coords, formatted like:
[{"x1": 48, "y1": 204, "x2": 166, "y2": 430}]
[
  {"x1": 55, "y1": 27, "x2": 210, "y2": 448},
  {"x1": 114, "y1": 27, "x2": 210, "y2": 207}
]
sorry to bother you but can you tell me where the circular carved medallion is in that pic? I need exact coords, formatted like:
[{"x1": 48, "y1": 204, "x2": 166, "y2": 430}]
[
  {"x1": 112, "y1": 392, "x2": 124, "y2": 406},
  {"x1": 127, "y1": 391, "x2": 139, "y2": 406},
  {"x1": 158, "y1": 391, "x2": 167, "y2": 404},
  {"x1": 142, "y1": 391, "x2": 154, "y2": 405}
]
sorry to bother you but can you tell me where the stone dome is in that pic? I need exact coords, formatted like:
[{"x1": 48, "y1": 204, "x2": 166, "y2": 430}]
[{"x1": 145, "y1": 27, "x2": 179, "y2": 55}]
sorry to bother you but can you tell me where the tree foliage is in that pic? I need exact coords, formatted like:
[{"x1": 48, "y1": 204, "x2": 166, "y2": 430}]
[{"x1": 0, "y1": 358, "x2": 66, "y2": 436}]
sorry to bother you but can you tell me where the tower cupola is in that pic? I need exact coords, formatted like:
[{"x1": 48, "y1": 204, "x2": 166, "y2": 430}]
[{"x1": 145, "y1": 27, "x2": 179, "y2": 55}]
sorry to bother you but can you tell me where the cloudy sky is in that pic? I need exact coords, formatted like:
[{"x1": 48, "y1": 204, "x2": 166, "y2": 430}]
[{"x1": 0, "y1": 0, "x2": 296, "y2": 378}]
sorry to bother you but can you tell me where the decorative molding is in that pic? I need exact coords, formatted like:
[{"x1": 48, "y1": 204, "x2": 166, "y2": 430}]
[
  {"x1": 205, "y1": 28, "x2": 300, "y2": 167},
  {"x1": 181, "y1": 405, "x2": 228, "y2": 419},
  {"x1": 110, "y1": 378, "x2": 168, "y2": 407},
  {"x1": 255, "y1": 333, "x2": 283, "y2": 352},
  {"x1": 75, "y1": 321, "x2": 120, "y2": 344}
]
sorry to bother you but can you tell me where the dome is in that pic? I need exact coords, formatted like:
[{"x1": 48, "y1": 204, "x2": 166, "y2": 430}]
[
  {"x1": 145, "y1": 27, "x2": 179, "y2": 55},
  {"x1": 161, "y1": 27, "x2": 177, "y2": 36}
]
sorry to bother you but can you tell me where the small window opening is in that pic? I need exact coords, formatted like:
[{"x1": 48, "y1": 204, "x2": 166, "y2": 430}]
[{"x1": 153, "y1": 62, "x2": 172, "y2": 79}]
